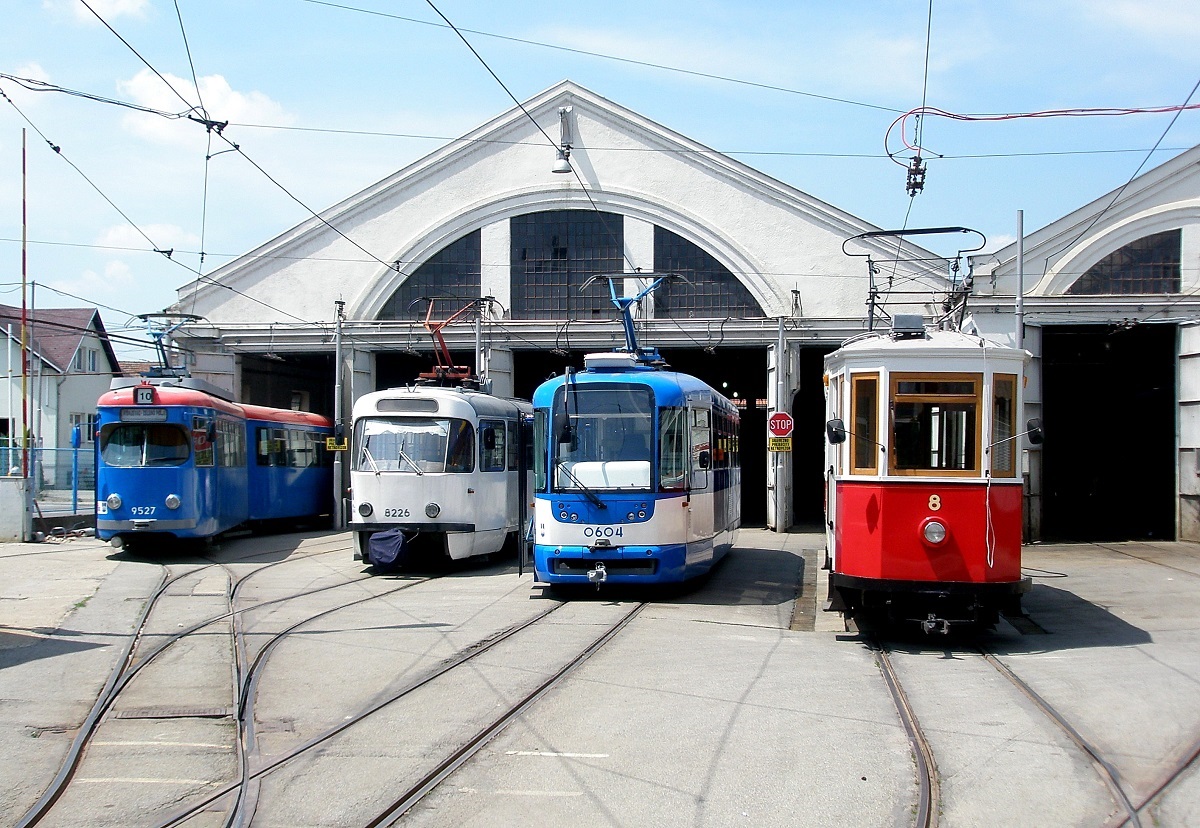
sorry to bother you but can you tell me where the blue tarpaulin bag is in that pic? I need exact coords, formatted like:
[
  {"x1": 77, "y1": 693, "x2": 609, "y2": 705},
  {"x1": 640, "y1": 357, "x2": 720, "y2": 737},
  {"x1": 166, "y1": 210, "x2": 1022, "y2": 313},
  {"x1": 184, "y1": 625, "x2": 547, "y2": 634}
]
[{"x1": 368, "y1": 528, "x2": 407, "y2": 571}]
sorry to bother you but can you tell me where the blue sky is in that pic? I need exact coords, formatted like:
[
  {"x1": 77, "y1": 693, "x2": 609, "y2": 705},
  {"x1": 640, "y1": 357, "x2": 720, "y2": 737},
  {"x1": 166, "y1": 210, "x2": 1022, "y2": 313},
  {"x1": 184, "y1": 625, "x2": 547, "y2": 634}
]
[{"x1": 3, "y1": 0, "x2": 1200, "y2": 362}]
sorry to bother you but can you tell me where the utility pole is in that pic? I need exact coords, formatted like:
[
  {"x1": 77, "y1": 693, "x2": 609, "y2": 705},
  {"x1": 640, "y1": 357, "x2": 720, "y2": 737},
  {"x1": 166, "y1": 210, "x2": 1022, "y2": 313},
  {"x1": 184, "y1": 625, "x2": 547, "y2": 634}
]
[{"x1": 333, "y1": 299, "x2": 345, "y2": 528}]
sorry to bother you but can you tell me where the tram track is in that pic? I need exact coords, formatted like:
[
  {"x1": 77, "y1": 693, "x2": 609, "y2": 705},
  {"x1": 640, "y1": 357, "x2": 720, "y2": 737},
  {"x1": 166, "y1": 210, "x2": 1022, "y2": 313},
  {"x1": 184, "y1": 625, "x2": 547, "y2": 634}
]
[
  {"x1": 145, "y1": 597, "x2": 646, "y2": 827},
  {"x1": 14, "y1": 532, "x2": 378, "y2": 827}
]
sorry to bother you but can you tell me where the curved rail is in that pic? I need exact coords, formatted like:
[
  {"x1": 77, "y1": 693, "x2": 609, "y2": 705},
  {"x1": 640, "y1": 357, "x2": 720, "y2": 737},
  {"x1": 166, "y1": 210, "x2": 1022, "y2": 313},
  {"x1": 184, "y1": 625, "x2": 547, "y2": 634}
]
[
  {"x1": 868, "y1": 637, "x2": 938, "y2": 828},
  {"x1": 981, "y1": 650, "x2": 1140, "y2": 828},
  {"x1": 366, "y1": 601, "x2": 647, "y2": 827}
]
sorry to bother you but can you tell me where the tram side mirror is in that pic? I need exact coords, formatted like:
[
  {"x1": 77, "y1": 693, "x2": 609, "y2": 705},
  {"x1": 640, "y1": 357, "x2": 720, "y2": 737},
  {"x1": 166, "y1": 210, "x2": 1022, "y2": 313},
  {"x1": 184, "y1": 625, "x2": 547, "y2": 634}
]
[
  {"x1": 482, "y1": 427, "x2": 496, "y2": 451},
  {"x1": 334, "y1": 423, "x2": 345, "y2": 440},
  {"x1": 697, "y1": 450, "x2": 711, "y2": 470},
  {"x1": 1026, "y1": 418, "x2": 1044, "y2": 446},
  {"x1": 206, "y1": 422, "x2": 217, "y2": 442},
  {"x1": 826, "y1": 418, "x2": 847, "y2": 444}
]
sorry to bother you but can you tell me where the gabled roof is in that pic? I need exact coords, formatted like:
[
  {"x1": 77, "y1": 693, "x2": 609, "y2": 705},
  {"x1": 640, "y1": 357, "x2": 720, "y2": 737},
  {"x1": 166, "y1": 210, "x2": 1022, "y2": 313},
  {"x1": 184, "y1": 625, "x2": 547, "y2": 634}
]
[{"x1": 0, "y1": 304, "x2": 121, "y2": 375}]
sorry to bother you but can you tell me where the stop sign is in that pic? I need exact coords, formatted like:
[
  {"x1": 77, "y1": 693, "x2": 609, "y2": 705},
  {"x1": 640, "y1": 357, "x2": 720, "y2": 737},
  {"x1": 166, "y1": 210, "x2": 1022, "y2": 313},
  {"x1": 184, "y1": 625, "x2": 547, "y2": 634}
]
[{"x1": 768, "y1": 412, "x2": 794, "y2": 437}]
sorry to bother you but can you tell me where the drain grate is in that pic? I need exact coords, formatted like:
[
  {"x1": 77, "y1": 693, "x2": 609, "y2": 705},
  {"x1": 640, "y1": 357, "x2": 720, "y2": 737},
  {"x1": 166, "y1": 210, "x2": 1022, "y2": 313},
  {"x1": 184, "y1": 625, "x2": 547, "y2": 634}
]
[{"x1": 112, "y1": 706, "x2": 232, "y2": 720}]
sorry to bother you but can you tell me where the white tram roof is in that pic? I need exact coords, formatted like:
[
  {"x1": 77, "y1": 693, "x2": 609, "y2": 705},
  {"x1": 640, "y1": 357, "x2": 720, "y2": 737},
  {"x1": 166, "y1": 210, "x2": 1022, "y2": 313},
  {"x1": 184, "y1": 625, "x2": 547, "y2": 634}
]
[
  {"x1": 825, "y1": 325, "x2": 1030, "y2": 375},
  {"x1": 352, "y1": 385, "x2": 531, "y2": 420}
]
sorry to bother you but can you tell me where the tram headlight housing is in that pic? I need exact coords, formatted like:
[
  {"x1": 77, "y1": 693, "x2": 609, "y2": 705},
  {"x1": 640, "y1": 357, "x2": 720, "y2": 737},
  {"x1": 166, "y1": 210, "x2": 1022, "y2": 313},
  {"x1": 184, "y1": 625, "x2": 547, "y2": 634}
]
[
  {"x1": 922, "y1": 519, "x2": 947, "y2": 545},
  {"x1": 106, "y1": 493, "x2": 122, "y2": 511},
  {"x1": 164, "y1": 494, "x2": 181, "y2": 510},
  {"x1": 357, "y1": 502, "x2": 373, "y2": 517},
  {"x1": 425, "y1": 502, "x2": 440, "y2": 518}
]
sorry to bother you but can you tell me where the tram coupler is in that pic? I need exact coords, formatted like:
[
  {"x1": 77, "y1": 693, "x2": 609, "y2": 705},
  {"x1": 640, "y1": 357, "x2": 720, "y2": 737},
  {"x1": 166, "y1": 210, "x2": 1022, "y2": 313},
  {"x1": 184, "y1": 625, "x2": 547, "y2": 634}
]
[
  {"x1": 587, "y1": 561, "x2": 608, "y2": 589},
  {"x1": 921, "y1": 614, "x2": 950, "y2": 635}
]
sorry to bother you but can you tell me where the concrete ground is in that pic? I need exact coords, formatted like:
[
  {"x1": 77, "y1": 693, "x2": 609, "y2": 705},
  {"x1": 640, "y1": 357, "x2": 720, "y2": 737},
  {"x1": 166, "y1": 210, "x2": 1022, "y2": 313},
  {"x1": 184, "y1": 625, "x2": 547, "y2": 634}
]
[{"x1": 2, "y1": 529, "x2": 1199, "y2": 827}]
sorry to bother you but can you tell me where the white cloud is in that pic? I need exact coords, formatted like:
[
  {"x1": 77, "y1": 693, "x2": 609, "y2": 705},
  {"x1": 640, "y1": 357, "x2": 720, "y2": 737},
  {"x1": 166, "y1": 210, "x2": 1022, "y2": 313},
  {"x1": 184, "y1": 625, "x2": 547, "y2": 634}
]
[
  {"x1": 48, "y1": 259, "x2": 138, "y2": 304},
  {"x1": 117, "y1": 69, "x2": 293, "y2": 145},
  {"x1": 1076, "y1": 0, "x2": 1200, "y2": 40},
  {"x1": 42, "y1": 0, "x2": 150, "y2": 23},
  {"x1": 97, "y1": 223, "x2": 200, "y2": 252}
]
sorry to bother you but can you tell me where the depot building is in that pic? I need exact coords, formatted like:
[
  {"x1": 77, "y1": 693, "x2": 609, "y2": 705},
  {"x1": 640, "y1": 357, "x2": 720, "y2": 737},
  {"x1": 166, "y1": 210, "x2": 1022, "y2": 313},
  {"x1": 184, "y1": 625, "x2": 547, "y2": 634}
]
[{"x1": 170, "y1": 81, "x2": 1200, "y2": 542}]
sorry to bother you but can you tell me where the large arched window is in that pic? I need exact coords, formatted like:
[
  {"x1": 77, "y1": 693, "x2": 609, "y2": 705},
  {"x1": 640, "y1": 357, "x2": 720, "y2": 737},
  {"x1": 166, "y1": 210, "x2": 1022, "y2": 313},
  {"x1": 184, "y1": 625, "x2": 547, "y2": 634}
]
[
  {"x1": 377, "y1": 230, "x2": 481, "y2": 320},
  {"x1": 510, "y1": 210, "x2": 624, "y2": 319},
  {"x1": 1066, "y1": 229, "x2": 1181, "y2": 295},
  {"x1": 653, "y1": 227, "x2": 765, "y2": 317}
]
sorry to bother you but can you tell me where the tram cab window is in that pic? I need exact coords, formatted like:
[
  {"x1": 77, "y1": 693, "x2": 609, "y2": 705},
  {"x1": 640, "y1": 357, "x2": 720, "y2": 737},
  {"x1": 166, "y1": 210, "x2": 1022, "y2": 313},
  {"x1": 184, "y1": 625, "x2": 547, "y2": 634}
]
[
  {"x1": 890, "y1": 373, "x2": 981, "y2": 475},
  {"x1": 100, "y1": 423, "x2": 190, "y2": 467},
  {"x1": 355, "y1": 417, "x2": 475, "y2": 473},
  {"x1": 551, "y1": 384, "x2": 653, "y2": 491}
]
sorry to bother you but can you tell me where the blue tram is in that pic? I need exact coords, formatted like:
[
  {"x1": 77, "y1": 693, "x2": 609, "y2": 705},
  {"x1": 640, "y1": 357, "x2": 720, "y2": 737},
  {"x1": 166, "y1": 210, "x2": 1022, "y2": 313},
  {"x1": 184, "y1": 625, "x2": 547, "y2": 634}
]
[
  {"x1": 531, "y1": 277, "x2": 741, "y2": 586},
  {"x1": 95, "y1": 378, "x2": 333, "y2": 548}
]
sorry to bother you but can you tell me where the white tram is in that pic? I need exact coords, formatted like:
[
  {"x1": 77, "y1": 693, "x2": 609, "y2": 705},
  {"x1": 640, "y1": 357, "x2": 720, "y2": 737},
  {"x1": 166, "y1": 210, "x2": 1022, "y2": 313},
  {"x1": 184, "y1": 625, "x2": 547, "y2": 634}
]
[{"x1": 349, "y1": 386, "x2": 533, "y2": 564}]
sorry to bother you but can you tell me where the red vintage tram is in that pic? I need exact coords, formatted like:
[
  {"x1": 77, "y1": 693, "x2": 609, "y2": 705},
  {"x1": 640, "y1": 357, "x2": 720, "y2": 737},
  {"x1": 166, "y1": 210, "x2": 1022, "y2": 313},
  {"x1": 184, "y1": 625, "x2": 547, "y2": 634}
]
[{"x1": 823, "y1": 315, "x2": 1042, "y2": 632}]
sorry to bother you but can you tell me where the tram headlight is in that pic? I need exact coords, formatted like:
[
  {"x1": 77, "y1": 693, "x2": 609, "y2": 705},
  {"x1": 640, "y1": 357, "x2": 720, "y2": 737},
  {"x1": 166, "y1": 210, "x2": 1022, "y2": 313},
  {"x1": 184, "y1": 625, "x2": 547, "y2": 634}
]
[
  {"x1": 164, "y1": 494, "x2": 181, "y2": 510},
  {"x1": 357, "y1": 502, "x2": 373, "y2": 517},
  {"x1": 425, "y1": 502, "x2": 440, "y2": 518},
  {"x1": 922, "y1": 519, "x2": 947, "y2": 545},
  {"x1": 106, "y1": 493, "x2": 122, "y2": 511}
]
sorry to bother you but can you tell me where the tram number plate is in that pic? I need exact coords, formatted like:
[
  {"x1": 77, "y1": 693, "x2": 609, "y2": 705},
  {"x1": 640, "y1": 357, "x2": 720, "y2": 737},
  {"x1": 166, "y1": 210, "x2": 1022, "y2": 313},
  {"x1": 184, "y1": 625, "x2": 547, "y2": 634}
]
[
  {"x1": 383, "y1": 508, "x2": 411, "y2": 518},
  {"x1": 129, "y1": 506, "x2": 157, "y2": 516},
  {"x1": 582, "y1": 526, "x2": 623, "y2": 539}
]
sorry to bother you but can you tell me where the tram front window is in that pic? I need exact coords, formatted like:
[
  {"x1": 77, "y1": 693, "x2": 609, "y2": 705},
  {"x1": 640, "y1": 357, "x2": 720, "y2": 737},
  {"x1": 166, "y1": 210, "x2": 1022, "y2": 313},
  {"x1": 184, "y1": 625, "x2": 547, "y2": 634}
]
[
  {"x1": 355, "y1": 417, "x2": 475, "y2": 473},
  {"x1": 890, "y1": 374, "x2": 980, "y2": 474},
  {"x1": 552, "y1": 384, "x2": 653, "y2": 490},
  {"x1": 100, "y1": 424, "x2": 191, "y2": 467}
]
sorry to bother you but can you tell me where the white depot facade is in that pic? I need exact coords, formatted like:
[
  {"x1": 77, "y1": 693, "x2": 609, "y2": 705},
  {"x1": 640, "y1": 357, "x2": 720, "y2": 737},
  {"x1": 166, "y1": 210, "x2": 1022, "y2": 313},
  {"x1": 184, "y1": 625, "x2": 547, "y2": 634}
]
[{"x1": 171, "y1": 80, "x2": 1200, "y2": 539}]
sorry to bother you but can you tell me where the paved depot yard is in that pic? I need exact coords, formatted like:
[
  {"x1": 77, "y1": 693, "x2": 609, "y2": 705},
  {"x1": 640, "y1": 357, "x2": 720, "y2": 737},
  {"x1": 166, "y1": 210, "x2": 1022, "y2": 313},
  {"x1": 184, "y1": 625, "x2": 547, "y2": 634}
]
[{"x1": 1, "y1": 529, "x2": 1199, "y2": 826}]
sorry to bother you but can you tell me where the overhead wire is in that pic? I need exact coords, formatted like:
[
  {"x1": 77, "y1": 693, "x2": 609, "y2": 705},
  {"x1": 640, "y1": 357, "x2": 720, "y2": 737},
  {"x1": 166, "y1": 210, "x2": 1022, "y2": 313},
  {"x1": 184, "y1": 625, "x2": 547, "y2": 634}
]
[{"x1": 302, "y1": 0, "x2": 903, "y2": 115}]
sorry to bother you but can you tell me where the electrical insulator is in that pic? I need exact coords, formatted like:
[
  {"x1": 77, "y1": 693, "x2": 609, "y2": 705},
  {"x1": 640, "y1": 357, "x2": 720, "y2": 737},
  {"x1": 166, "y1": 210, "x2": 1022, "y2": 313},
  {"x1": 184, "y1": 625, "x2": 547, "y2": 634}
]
[{"x1": 906, "y1": 155, "x2": 927, "y2": 196}]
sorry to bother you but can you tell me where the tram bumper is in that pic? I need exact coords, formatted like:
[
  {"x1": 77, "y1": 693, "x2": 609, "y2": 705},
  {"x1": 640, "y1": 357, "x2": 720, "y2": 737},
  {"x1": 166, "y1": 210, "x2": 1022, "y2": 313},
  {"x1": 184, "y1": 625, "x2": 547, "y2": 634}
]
[
  {"x1": 828, "y1": 573, "x2": 1032, "y2": 628},
  {"x1": 535, "y1": 543, "x2": 687, "y2": 583}
]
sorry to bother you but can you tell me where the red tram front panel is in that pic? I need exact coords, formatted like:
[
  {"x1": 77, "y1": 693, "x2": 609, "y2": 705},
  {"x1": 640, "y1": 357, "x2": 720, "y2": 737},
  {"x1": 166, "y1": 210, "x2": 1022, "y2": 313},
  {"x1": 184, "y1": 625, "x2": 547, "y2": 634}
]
[{"x1": 835, "y1": 480, "x2": 1023, "y2": 583}]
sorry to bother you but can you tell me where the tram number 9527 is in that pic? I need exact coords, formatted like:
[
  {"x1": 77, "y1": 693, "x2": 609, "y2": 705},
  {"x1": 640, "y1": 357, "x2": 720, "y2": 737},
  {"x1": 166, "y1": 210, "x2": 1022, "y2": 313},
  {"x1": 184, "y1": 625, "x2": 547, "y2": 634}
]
[
  {"x1": 583, "y1": 526, "x2": 623, "y2": 539},
  {"x1": 383, "y1": 508, "x2": 411, "y2": 518}
]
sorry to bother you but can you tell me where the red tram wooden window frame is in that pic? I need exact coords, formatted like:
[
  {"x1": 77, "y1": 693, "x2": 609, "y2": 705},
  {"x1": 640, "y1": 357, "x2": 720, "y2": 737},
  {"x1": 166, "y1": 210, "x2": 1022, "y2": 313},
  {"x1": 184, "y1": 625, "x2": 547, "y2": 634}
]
[
  {"x1": 990, "y1": 373, "x2": 1018, "y2": 478},
  {"x1": 850, "y1": 373, "x2": 879, "y2": 475},
  {"x1": 887, "y1": 371, "x2": 983, "y2": 477}
]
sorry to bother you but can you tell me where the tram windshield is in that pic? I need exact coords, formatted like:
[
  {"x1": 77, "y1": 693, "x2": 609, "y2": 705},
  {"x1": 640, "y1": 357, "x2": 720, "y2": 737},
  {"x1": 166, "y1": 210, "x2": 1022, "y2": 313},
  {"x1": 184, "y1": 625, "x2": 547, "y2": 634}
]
[
  {"x1": 100, "y1": 423, "x2": 191, "y2": 467},
  {"x1": 552, "y1": 384, "x2": 653, "y2": 491},
  {"x1": 354, "y1": 417, "x2": 474, "y2": 473},
  {"x1": 890, "y1": 374, "x2": 980, "y2": 474}
]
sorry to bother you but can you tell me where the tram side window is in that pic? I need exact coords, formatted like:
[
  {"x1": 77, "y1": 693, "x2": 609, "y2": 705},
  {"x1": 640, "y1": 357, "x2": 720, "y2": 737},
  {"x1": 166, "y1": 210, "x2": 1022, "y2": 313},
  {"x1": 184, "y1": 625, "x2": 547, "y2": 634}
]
[
  {"x1": 850, "y1": 374, "x2": 879, "y2": 474},
  {"x1": 480, "y1": 420, "x2": 506, "y2": 472},
  {"x1": 507, "y1": 420, "x2": 520, "y2": 471},
  {"x1": 659, "y1": 407, "x2": 688, "y2": 491},
  {"x1": 534, "y1": 411, "x2": 547, "y2": 492},
  {"x1": 217, "y1": 418, "x2": 245, "y2": 467},
  {"x1": 890, "y1": 373, "x2": 980, "y2": 475},
  {"x1": 690, "y1": 408, "x2": 712, "y2": 489},
  {"x1": 193, "y1": 416, "x2": 215, "y2": 467},
  {"x1": 991, "y1": 374, "x2": 1017, "y2": 477}
]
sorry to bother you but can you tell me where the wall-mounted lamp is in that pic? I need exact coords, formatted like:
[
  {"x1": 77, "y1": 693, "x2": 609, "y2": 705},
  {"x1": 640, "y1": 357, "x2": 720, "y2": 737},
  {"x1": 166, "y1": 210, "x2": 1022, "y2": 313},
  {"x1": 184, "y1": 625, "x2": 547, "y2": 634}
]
[{"x1": 552, "y1": 105, "x2": 573, "y2": 174}]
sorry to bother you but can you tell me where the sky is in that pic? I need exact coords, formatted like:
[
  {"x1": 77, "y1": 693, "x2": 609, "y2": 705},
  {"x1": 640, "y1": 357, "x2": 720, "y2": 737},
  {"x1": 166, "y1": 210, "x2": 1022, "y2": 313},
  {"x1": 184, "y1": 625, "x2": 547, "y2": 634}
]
[{"x1": 3, "y1": 0, "x2": 1200, "y2": 363}]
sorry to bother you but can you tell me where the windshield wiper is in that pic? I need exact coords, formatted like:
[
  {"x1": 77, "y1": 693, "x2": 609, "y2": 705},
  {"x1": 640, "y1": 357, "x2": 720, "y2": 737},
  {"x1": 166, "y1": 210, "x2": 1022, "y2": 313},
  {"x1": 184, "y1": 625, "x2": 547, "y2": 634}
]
[
  {"x1": 361, "y1": 445, "x2": 381, "y2": 475},
  {"x1": 397, "y1": 446, "x2": 424, "y2": 475},
  {"x1": 554, "y1": 459, "x2": 605, "y2": 509}
]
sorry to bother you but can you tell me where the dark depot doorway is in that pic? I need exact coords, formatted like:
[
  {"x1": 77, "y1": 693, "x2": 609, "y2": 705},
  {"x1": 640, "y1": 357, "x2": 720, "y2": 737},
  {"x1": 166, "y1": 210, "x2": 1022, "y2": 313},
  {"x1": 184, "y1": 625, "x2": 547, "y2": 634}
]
[{"x1": 1041, "y1": 324, "x2": 1175, "y2": 541}]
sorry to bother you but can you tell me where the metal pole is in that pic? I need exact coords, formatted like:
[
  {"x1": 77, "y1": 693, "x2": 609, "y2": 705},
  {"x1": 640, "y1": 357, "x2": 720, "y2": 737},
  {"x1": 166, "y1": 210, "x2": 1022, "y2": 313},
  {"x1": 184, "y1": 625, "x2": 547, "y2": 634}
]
[
  {"x1": 1016, "y1": 209, "x2": 1025, "y2": 350},
  {"x1": 333, "y1": 300, "x2": 345, "y2": 529},
  {"x1": 21, "y1": 129, "x2": 29, "y2": 479},
  {"x1": 775, "y1": 316, "x2": 786, "y2": 531}
]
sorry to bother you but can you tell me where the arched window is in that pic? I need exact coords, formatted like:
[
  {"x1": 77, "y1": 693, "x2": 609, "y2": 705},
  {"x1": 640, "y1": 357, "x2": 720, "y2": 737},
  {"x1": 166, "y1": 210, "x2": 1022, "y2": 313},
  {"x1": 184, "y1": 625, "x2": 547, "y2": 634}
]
[
  {"x1": 510, "y1": 210, "x2": 624, "y2": 319},
  {"x1": 653, "y1": 227, "x2": 764, "y2": 318},
  {"x1": 1066, "y1": 229, "x2": 1181, "y2": 295},
  {"x1": 377, "y1": 230, "x2": 481, "y2": 320}
]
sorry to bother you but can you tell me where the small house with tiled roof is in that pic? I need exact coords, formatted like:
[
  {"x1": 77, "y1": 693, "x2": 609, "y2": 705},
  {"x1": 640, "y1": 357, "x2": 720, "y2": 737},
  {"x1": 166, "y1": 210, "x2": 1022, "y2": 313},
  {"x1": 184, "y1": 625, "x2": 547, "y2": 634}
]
[{"x1": 0, "y1": 305, "x2": 119, "y2": 482}]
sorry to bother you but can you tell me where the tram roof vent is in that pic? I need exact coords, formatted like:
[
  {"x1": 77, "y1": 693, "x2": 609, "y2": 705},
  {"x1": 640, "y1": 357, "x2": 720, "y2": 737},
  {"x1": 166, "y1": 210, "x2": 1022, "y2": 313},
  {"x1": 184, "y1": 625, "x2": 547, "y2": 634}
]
[{"x1": 891, "y1": 314, "x2": 927, "y2": 340}]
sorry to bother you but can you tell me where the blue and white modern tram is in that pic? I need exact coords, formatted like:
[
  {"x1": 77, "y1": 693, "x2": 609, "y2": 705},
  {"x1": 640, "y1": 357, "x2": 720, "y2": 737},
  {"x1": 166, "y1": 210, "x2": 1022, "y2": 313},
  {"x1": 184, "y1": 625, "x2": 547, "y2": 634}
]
[
  {"x1": 348, "y1": 386, "x2": 533, "y2": 565},
  {"x1": 531, "y1": 277, "x2": 741, "y2": 586}
]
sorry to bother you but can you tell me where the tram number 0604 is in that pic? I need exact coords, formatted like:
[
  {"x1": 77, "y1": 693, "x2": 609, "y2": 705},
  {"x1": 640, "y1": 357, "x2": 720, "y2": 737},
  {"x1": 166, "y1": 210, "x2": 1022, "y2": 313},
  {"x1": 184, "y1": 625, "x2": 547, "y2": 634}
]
[{"x1": 583, "y1": 526, "x2": 623, "y2": 539}]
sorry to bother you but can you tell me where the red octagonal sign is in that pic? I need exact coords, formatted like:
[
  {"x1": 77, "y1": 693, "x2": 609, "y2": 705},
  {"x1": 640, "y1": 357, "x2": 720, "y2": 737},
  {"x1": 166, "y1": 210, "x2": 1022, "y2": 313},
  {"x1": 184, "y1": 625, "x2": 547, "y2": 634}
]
[{"x1": 768, "y1": 412, "x2": 794, "y2": 437}]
